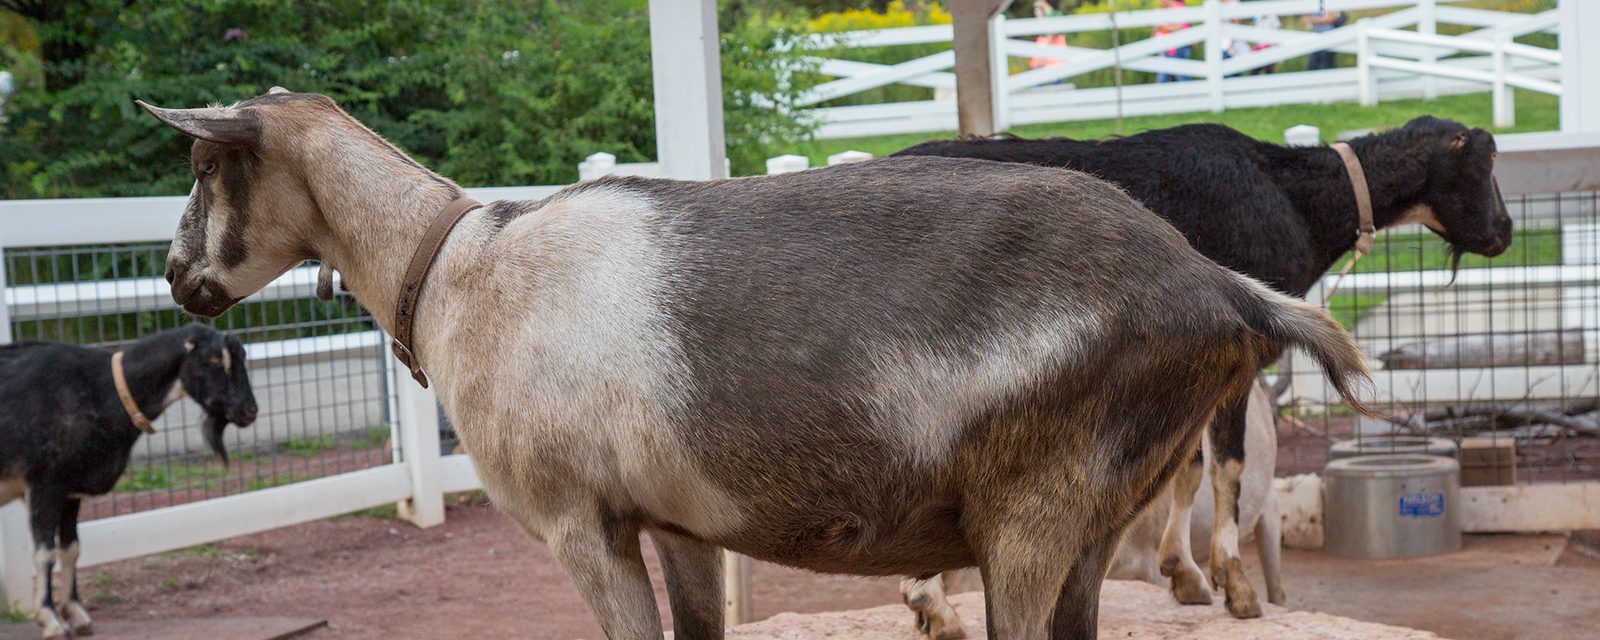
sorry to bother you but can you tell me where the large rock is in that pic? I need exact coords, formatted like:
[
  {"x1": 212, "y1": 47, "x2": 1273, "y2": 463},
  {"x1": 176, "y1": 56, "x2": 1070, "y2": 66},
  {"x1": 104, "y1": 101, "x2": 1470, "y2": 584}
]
[{"x1": 709, "y1": 580, "x2": 1439, "y2": 640}]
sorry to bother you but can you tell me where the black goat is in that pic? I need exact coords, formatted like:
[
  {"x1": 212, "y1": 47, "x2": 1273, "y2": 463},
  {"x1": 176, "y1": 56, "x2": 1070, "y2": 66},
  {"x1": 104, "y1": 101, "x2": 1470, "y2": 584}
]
[
  {"x1": 895, "y1": 115, "x2": 1512, "y2": 619},
  {"x1": 0, "y1": 324, "x2": 256, "y2": 639}
]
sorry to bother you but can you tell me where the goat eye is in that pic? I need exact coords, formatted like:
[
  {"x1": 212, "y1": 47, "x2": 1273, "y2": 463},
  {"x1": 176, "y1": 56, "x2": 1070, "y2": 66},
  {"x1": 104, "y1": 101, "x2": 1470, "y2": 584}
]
[
  {"x1": 209, "y1": 356, "x2": 224, "y2": 365},
  {"x1": 200, "y1": 162, "x2": 217, "y2": 175}
]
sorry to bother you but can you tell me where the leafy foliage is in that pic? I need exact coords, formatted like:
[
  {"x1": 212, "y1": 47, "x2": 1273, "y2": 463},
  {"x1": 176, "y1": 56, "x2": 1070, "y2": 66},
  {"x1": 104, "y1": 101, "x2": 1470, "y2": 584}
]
[{"x1": 0, "y1": 0, "x2": 817, "y2": 198}]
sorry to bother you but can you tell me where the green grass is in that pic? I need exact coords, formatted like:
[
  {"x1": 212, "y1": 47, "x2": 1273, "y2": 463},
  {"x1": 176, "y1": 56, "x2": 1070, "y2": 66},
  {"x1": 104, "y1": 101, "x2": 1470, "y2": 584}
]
[
  {"x1": 1324, "y1": 227, "x2": 1561, "y2": 329},
  {"x1": 113, "y1": 463, "x2": 228, "y2": 492},
  {"x1": 777, "y1": 92, "x2": 1560, "y2": 166},
  {"x1": 281, "y1": 435, "x2": 335, "y2": 458},
  {"x1": 333, "y1": 503, "x2": 401, "y2": 522},
  {"x1": 1351, "y1": 227, "x2": 1561, "y2": 274},
  {"x1": 1, "y1": 608, "x2": 28, "y2": 624},
  {"x1": 243, "y1": 474, "x2": 307, "y2": 492}
]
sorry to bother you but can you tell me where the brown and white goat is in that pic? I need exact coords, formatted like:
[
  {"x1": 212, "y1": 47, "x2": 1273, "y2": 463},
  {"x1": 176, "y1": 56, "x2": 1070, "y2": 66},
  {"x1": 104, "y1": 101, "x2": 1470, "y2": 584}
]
[{"x1": 138, "y1": 89, "x2": 1370, "y2": 640}]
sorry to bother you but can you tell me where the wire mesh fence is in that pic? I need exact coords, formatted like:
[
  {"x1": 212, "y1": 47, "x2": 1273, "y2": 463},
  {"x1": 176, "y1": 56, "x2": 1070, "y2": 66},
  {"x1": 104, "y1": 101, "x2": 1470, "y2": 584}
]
[
  {"x1": 1277, "y1": 188, "x2": 1600, "y2": 484},
  {"x1": 4, "y1": 241, "x2": 398, "y2": 522}
]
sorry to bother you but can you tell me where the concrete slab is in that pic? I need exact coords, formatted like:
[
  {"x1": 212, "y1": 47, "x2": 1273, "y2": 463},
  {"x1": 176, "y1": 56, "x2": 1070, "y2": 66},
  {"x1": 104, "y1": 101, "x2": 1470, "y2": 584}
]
[
  {"x1": 0, "y1": 616, "x2": 324, "y2": 640},
  {"x1": 696, "y1": 580, "x2": 1438, "y2": 640}
]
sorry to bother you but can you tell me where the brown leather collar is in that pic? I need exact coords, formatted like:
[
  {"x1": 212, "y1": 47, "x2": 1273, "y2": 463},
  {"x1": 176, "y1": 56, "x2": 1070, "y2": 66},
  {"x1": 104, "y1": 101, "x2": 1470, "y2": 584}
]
[
  {"x1": 391, "y1": 195, "x2": 483, "y2": 388},
  {"x1": 112, "y1": 352, "x2": 157, "y2": 434},
  {"x1": 1330, "y1": 142, "x2": 1376, "y2": 256}
]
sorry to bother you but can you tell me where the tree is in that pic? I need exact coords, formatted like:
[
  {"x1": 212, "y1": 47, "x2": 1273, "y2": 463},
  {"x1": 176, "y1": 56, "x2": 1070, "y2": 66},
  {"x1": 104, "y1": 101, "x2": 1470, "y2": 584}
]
[{"x1": 0, "y1": 0, "x2": 816, "y2": 198}]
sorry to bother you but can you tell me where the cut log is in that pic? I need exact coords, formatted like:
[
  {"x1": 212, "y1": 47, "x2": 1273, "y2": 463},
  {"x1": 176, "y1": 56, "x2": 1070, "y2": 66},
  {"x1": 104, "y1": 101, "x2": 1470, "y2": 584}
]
[{"x1": 1378, "y1": 330, "x2": 1586, "y2": 370}]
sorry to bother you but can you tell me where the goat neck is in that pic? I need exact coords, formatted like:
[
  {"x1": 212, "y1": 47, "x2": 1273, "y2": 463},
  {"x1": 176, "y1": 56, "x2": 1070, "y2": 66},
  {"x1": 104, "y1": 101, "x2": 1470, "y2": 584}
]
[
  {"x1": 299, "y1": 127, "x2": 466, "y2": 332},
  {"x1": 116, "y1": 330, "x2": 190, "y2": 426},
  {"x1": 1269, "y1": 137, "x2": 1429, "y2": 273}
]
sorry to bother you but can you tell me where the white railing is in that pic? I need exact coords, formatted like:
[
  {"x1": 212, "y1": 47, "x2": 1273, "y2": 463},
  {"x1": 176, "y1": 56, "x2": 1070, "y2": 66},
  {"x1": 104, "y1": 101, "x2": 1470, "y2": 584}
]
[{"x1": 801, "y1": 0, "x2": 1562, "y2": 139}]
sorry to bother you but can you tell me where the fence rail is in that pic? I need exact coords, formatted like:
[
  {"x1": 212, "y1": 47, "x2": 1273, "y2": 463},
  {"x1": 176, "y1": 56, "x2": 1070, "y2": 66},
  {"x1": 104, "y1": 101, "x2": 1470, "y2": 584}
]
[{"x1": 801, "y1": 0, "x2": 1561, "y2": 139}]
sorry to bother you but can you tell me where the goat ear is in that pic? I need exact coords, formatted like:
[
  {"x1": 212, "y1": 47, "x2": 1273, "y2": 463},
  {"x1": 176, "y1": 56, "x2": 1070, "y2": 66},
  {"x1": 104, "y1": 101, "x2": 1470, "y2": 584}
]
[{"x1": 136, "y1": 100, "x2": 261, "y2": 145}]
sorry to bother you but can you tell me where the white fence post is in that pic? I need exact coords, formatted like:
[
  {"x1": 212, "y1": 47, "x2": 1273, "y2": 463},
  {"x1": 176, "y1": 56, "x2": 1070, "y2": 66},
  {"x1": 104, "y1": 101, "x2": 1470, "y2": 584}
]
[
  {"x1": 765, "y1": 154, "x2": 809, "y2": 174},
  {"x1": 393, "y1": 377, "x2": 445, "y2": 528},
  {"x1": 989, "y1": 13, "x2": 1011, "y2": 132},
  {"x1": 1559, "y1": 0, "x2": 1600, "y2": 132},
  {"x1": 1357, "y1": 19, "x2": 1375, "y2": 107},
  {"x1": 1493, "y1": 36, "x2": 1514, "y2": 129},
  {"x1": 827, "y1": 150, "x2": 873, "y2": 165},
  {"x1": 1205, "y1": 0, "x2": 1223, "y2": 113},
  {"x1": 1418, "y1": 0, "x2": 1439, "y2": 99},
  {"x1": 0, "y1": 249, "x2": 31, "y2": 611}
]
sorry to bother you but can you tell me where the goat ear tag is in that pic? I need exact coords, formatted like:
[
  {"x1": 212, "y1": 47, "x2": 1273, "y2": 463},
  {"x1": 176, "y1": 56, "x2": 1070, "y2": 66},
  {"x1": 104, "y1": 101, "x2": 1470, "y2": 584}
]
[
  {"x1": 184, "y1": 340, "x2": 195, "y2": 353},
  {"x1": 268, "y1": 86, "x2": 290, "y2": 95},
  {"x1": 1450, "y1": 133, "x2": 1468, "y2": 150}
]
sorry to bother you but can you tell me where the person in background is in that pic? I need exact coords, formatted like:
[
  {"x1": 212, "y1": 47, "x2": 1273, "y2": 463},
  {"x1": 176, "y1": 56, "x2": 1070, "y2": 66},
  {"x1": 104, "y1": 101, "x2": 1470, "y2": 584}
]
[
  {"x1": 1305, "y1": 7, "x2": 1348, "y2": 71},
  {"x1": 1155, "y1": 0, "x2": 1192, "y2": 83},
  {"x1": 1029, "y1": 0, "x2": 1069, "y2": 82},
  {"x1": 1249, "y1": 11, "x2": 1282, "y2": 75}
]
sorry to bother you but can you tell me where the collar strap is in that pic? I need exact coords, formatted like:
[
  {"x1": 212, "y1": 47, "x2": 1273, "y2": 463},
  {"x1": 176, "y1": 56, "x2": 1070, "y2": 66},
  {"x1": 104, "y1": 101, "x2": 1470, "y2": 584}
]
[
  {"x1": 391, "y1": 195, "x2": 483, "y2": 388},
  {"x1": 112, "y1": 352, "x2": 157, "y2": 434},
  {"x1": 1330, "y1": 142, "x2": 1376, "y2": 256}
]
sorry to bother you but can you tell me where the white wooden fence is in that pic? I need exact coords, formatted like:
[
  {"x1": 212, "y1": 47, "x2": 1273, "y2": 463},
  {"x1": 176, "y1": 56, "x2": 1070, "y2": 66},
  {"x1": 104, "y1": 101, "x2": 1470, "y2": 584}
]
[{"x1": 801, "y1": 0, "x2": 1564, "y2": 139}]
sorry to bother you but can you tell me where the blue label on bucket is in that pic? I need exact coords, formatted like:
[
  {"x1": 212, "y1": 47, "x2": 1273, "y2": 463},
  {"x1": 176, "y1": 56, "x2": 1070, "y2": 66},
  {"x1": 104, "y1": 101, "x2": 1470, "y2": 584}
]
[{"x1": 1398, "y1": 492, "x2": 1446, "y2": 518}]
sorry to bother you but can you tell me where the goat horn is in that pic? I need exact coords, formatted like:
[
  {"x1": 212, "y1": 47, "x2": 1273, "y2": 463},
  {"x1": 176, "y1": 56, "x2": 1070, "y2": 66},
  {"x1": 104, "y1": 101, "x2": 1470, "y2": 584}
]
[{"x1": 136, "y1": 100, "x2": 261, "y2": 146}]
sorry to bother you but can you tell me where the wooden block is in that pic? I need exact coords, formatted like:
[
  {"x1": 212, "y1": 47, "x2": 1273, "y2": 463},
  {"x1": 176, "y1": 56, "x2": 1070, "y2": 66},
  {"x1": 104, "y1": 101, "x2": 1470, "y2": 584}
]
[{"x1": 1459, "y1": 438, "x2": 1516, "y2": 466}]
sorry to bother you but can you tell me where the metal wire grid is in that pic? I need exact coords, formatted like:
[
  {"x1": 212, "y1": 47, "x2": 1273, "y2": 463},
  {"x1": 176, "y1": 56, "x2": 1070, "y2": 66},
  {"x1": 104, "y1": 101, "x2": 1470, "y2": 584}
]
[
  {"x1": 5, "y1": 242, "x2": 398, "y2": 521},
  {"x1": 1278, "y1": 189, "x2": 1600, "y2": 483}
]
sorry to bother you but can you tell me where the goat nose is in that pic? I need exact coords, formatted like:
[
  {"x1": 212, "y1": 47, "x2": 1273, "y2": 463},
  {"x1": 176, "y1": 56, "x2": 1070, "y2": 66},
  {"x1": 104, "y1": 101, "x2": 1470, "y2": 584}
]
[{"x1": 164, "y1": 264, "x2": 177, "y2": 284}]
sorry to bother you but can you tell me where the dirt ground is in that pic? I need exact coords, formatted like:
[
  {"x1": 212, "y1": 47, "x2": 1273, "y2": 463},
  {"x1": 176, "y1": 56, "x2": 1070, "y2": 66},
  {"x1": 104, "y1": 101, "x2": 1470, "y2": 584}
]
[{"x1": 67, "y1": 496, "x2": 1600, "y2": 640}]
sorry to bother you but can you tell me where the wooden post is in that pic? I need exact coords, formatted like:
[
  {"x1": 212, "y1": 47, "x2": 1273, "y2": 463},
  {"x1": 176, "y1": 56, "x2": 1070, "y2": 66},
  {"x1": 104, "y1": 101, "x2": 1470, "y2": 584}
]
[
  {"x1": 1204, "y1": 0, "x2": 1223, "y2": 113},
  {"x1": 394, "y1": 375, "x2": 445, "y2": 528},
  {"x1": 1418, "y1": 0, "x2": 1438, "y2": 100},
  {"x1": 722, "y1": 550, "x2": 752, "y2": 625},
  {"x1": 952, "y1": 0, "x2": 1014, "y2": 137},
  {"x1": 1559, "y1": 0, "x2": 1599, "y2": 132},
  {"x1": 0, "y1": 249, "x2": 30, "y2": 610}
]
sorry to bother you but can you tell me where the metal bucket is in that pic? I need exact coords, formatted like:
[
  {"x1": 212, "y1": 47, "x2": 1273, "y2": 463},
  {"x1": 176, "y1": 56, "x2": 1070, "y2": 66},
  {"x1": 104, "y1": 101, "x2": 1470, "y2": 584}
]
[
  {"x1": 1324, "y1": 454, "x2": 1461, "y2": 559},
  {"x1": 1329, "y1": 436, "x2": 1458, "y2": 461}
]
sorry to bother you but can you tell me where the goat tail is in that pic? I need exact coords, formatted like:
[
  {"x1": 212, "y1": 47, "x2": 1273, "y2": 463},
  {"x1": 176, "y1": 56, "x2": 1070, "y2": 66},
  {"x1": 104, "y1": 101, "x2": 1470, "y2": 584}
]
[{"x1": 1226, "y1": 273, "x2": 1376, "y2": 418}]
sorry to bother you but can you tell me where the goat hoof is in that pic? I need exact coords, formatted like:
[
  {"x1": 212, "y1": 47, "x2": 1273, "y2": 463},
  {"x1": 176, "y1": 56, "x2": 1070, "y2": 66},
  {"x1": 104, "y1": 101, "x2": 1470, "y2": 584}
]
[
  {"x1": 1226, "y1": 592, "x2": 1264, "y2": 619},
  {"x1": 1169, "y1": 569, "x2": 1213, "y2": 606},
  {"x1": 58, "y1": 601, "x2": 92, "y2": 636},
  {"x1": 923, "y1": 610, "x2": 968, "y2": 640},
  {"x1": 35, "y1": 608, "x2": 71, "y2": 639}
]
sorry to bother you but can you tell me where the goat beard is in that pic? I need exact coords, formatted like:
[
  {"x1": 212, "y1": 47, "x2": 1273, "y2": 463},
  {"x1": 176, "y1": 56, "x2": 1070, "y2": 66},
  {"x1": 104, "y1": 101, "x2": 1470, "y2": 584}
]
[
  {"x1": 1444, "y1": 244, "x2": 1467, "y2": 288},
  {"x1": 202, "y1": 414, "x2": 232, "y2": 466}
]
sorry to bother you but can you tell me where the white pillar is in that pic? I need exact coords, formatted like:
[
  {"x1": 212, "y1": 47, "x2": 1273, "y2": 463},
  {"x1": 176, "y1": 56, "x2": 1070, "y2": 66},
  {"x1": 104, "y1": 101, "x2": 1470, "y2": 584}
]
[
  {"x1": 1493, "y1": 37, "x2": 1514, "y2": 129},
  {"x1": 0, "y1": 251, "x2": 29, "y2": 610},
  {"x1": 648, "y1": 0, "x2": 748, "y2": 623},
  {"x1": 394, "y1": 379, "x2": 445, "y2": 528},
  {"x1": 1357, "y1": 20, "x2": 1375, "y2": 107},
  {"x1": 649, "y1": 0, "x2": 727, "y2": 179},
  {"x1": 1419, "y1": 0, "x2": 1438, "y2": 100},
  {"x1": 1559, "y1": 0, "x2": 1600, "y2": 132},
  {"x1": 989, "y1": 14, "x2": 1011, "y2": 132},
  {"x1": 1205, "y1": 0, "x2": 1224, "y2": 113}
]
